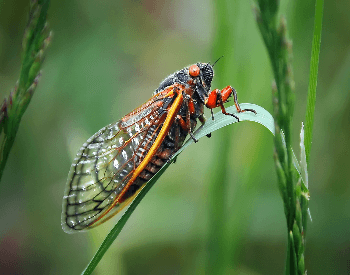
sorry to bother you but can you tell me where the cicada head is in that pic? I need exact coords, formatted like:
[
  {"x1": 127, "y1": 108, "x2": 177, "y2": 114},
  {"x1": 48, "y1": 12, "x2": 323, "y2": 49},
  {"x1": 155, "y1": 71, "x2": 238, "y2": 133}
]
[
  {"x1": 187, "y1": 63, "x2": 214, "y2": 103},
  {"x1": 196, "y1": 63, "x2": 214, "y2": 91},
  {"x1": 155, "y1": 62, "x2": 214, "y2": 99}
]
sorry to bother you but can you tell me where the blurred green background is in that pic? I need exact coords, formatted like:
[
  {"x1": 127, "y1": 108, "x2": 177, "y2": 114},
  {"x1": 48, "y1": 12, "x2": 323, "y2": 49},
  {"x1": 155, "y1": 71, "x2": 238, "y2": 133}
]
[{"x1": 0, "y1": 0, "x2": 349, "y2": 274}]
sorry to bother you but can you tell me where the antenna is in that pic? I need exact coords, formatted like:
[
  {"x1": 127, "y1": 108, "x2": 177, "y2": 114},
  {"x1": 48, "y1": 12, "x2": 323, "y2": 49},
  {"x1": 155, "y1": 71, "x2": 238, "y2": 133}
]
[{"x1": 212, "y1": 56, "x2": 224, "y2": 67}]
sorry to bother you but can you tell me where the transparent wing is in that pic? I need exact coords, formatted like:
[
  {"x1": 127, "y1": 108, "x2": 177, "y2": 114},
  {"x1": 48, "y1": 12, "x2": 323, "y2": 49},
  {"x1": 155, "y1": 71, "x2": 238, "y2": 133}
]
[{"x1": 61, "y1": 92, "x2": 172, "y2": 233}]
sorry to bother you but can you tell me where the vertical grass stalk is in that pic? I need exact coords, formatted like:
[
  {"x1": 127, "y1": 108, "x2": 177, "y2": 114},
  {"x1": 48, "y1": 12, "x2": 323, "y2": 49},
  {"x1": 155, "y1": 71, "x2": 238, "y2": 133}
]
[
  {"x1": 253, "y1": 0, "x2": 318, "y2": 274},
  {"x1": 0, "y1": 0, "x2": 51, "y2": 180}
]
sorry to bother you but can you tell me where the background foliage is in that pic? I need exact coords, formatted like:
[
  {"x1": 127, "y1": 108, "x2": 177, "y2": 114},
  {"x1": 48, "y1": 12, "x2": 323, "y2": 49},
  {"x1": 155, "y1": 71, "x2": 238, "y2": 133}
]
[{"x1": 0, "y1": 0, "x2": 349, "y2": 274}]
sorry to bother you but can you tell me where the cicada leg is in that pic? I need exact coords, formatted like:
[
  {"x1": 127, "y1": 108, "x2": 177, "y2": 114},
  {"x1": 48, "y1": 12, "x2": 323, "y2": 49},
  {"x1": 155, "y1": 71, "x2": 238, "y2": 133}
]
[
  {"x1": 205, "y1": 86, "x2": 257, "y2": 122},
  {"x1": 175, "y1": 95, "x2": 198, "y2": 143},
  {"x1": 195, "y1": 114, "x2": 211, "y2": 138}
]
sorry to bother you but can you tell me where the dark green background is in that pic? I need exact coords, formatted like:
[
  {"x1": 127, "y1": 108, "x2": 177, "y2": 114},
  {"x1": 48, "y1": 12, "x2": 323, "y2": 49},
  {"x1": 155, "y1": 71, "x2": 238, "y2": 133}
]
[{"x1": 0, "y1": 0, "x2": 349, "y2": 274}]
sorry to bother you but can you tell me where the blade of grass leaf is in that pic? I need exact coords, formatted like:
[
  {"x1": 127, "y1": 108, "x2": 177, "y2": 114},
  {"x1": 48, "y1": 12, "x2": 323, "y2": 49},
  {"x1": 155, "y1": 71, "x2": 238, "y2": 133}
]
[
  {"x1": 299, "y1": 0, "x2": 324, "y2": 253},
  {"x1": 304, "y1": 0, "x2": 324, "y2": 165},
  {"x1": 81, "y1": 103, "x2": 274, "y2": 275}
]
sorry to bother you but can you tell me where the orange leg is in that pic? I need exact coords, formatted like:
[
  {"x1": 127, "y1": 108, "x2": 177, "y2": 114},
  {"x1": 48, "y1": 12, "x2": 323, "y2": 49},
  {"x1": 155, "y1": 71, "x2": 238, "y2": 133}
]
[
  {"x1": 176, "y1": 114, "x2": 198, "y2": 143},
  {"x1": 205, "y1": 86, "x2": 256, "y2": 122}
]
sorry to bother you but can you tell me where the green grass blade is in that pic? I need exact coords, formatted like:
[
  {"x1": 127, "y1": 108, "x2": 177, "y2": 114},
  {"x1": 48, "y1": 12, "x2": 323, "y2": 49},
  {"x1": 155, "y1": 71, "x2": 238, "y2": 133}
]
[
  {"x1": 81, "y1": 103, "x2": 274, "y2": 275},
  {"x1": 304, "y1": 0, "x2": 324, "y2": 165}
]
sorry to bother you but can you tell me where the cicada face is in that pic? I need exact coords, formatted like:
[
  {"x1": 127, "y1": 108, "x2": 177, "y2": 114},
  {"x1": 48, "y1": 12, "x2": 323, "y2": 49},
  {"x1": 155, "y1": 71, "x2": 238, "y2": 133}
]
[{"x1": 62, "y1": 62, "x2": 254, "y2": 233}]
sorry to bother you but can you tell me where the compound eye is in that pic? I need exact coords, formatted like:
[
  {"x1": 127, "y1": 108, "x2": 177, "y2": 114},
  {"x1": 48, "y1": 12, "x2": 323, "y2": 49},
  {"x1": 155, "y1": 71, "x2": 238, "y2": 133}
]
[{"x1": 189, "y1": 64, "x2": 200, "y2": 77}]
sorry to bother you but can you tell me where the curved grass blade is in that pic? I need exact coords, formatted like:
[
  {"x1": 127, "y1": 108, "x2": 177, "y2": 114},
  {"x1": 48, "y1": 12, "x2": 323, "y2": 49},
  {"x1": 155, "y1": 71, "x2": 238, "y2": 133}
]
[{"x1": 82, "y1": 103, "x2": 274, "y2": 275}]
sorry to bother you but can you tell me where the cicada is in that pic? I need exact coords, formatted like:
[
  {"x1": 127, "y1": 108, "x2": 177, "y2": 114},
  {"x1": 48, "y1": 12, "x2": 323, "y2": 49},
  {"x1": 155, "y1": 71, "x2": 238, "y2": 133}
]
[{"x1": 61, "y1": 62, "x2": 256, "y2": 233}]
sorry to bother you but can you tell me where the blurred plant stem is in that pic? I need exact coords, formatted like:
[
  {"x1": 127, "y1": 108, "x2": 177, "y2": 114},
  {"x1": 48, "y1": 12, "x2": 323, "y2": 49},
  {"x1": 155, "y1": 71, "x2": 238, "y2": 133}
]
[
  {"x1": 207, "y1": 1, "x2": 248, "y2": 273},
  {"x1": 207, "y1": 1, "x2": 232, "y2": 274},
  {"x1": 0, "y1": 0, "x2": 51, "y2": 180},
  {"x1": 254, "y1": 0, "x2": 323, "y2": 274}
]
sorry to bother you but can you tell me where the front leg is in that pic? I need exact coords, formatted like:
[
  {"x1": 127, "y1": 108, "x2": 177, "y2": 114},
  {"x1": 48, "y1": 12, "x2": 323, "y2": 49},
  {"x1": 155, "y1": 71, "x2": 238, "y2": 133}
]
[{"x1": 205, "y1": 86, "x2": 257, "y2": 122}]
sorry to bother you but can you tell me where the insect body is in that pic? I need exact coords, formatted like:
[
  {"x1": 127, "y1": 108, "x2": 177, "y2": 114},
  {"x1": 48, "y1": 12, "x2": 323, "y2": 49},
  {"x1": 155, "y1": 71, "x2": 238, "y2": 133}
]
[{"x1": 61, "y1": 63, "x2": 256, "y2": 233}]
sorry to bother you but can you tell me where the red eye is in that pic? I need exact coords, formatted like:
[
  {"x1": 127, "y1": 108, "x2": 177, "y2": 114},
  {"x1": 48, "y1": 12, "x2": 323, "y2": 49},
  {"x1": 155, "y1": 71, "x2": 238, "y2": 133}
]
[{"x1": 189, "y1": 64, "x2": 200, "y2": 77}]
